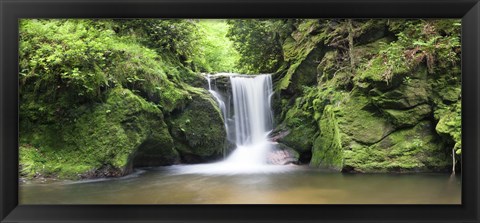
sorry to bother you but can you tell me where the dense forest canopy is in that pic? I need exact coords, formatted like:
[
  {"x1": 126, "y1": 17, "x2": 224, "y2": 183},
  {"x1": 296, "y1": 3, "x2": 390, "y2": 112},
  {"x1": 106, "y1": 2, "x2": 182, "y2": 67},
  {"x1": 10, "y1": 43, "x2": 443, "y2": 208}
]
[{"x1": 19, "y1": 19, "x2": 461, "y2": 179}]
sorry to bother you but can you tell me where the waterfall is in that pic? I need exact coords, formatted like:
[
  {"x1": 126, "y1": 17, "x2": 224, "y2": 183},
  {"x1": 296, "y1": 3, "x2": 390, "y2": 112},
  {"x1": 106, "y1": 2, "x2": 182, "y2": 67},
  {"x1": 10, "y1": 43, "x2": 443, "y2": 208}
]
[
  {"x1": 225, "y1": 74, "x2": 274, "y2": 165},
  {"x1": 231, "y1": 75, "x2": 273, "y2": 145},
  {"x1": 173, "y1": 73, "x2": 291, "y2": 174}
]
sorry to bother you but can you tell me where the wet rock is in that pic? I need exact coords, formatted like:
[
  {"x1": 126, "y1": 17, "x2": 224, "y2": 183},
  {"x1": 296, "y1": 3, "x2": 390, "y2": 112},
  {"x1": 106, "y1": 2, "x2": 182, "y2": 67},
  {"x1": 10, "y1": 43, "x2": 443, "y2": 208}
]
[
  {"x1": 267, "y1": 143, "x2": 299, "y2": 165},
  {"x1": 80, "y1": 165, "x2": 125, "y2": 179}
]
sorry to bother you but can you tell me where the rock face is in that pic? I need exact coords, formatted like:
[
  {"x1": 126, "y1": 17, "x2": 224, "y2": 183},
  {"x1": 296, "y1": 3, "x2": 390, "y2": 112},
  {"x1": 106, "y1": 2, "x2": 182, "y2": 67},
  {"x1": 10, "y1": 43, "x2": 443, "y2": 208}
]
[{"x1": 273, "y1": 19, "x2": 461, "y2": 173}]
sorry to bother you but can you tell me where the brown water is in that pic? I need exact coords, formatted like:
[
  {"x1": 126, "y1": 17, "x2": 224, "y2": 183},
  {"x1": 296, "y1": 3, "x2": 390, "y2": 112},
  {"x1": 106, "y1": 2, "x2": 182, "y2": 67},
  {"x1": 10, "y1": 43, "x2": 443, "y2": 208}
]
[{"x1": 19, "y1": 166, "x2": 461, "y2": 204}]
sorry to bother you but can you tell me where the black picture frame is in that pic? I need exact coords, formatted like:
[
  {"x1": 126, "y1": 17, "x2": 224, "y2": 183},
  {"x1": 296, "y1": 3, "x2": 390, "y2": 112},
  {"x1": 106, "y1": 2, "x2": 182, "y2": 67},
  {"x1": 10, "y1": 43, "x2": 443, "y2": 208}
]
[{"x1": 1, "y1": 0, "x2": 479, "y2": 222}]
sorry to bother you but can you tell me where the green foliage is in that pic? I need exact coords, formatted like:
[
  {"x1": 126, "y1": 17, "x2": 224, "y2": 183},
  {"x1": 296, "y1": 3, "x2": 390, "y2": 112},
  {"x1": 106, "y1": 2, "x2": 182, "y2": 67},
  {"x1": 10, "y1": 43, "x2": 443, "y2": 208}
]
[
  {"x1": 19, "y1": 18, "x2": 463, "y2": 177},
  {"x1": 19, "y1": 19, "x2": 232, "y2": 179},
  {"x1": 227, "y1": 19, "x2": 289, "y2": 73},
  {"x1": 19, "y1": 19, "x2": 113, "y2": 102},
  {"x1": 113, "y1": 19, "x2": 240, "y2": 73},
  {"x1": 196, "y1": 20, "x2": 240, "y2": 72},
  {"x1": 112, "y1": 19, "x2": 202, "y2": 69},
  {"x1": 19, "y1": 19, "x2": 194, "y2": 121},
  {"x1": 107, "y1": 40, "x2": 190, "y2": 112},
  {"x1": 358, "y1": 19, "x2": 461, "y2": 84}
]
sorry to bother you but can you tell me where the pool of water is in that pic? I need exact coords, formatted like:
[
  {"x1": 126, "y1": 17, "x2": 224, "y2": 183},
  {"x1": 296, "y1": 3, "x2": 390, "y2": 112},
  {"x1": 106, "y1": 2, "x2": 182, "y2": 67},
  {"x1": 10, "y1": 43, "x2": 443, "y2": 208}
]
[{"x1": 19, "y1": 165, "x2": 461, "y2": 204}]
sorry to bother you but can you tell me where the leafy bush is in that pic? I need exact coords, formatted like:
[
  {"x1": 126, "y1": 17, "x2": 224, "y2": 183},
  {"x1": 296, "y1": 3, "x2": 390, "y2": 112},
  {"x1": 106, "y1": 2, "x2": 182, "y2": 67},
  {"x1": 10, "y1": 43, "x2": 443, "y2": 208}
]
[
  {"x1": 375, "y1": 19, "x2": 461, "y2": 83},
  {"x1": 196, "y1": 20, "x2": 240, "y2": 73},
  {"x1": 227, "y1": 19, "x2": 290, "y2": 74},
  {"x1": 19, "y1": 19, "x2": 113, "y2": 102}
]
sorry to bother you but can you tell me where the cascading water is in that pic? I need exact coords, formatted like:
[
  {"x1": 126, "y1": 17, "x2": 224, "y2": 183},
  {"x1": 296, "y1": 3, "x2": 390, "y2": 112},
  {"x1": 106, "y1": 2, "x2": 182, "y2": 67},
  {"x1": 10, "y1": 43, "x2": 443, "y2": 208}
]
[
  {"x1": 206, "y1": 74, "x2": 231, "y2": 155},
  {"x1": 172, "y1": 73, "x2": 293, "y2": 174},
  {"x1": 225, "y1": 74, "x2": 274, "y2": 165}
]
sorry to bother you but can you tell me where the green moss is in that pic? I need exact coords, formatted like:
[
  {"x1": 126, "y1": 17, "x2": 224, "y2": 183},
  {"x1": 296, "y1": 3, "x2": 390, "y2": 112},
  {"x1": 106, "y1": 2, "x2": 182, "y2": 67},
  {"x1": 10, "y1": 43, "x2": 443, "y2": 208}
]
[
  {"x1": 20, "y1": 87, "x2": 177, "y2": 179},
  {"x1": 310, "y1": 105, "x2": 344, "y2": 170},
  {"x1": 383, "y1": 104, "x2": 432, "y2": 127},
  {"x1": 168, "y1": 90, "x2": 227, "y2": 162},
  {"x1": 317, "y1": 50, "x2": 338, "y2": 83},
  {"x1": 288, "y1": 48, "x2": 324, "y2": 92},
  {"x1": 273, "y1": 19, "x2": 459, "y2": 173},
  {"x1": 283, "y1": 20, "x2": 323, "y2": 62},
  {"x1": 343, "y1": 121, "x2": 449, "y2": 172},
  {"x1": 336, "y1": 93, "x2": 394, "y2": 144},
  {"x1": 281, "y1": 127, "x2": 317, "y2": 153},
  {"x1": 352, "y1": 37, "x2": 392, "y2": 64},
  {"x1": 371, "y1": 68, "x2": 430, "y2": 109},
  {"x1": 279, "y1": 94, "x2": 319, "y2": 154},
  {"x1": 276, "y1": 20, "x2": 326, "y2": 92},
  {"x1": 108, "y1": 40, "x2": 192, "y2": 113},
  {"x1": 276, "y1": 61, "x2": 301, "y2": 92},
  {"x1": 354, "y1": 20, "x2": 388, "y2": 45},
  {"x1": 435, "y1": 101, "x2": 461, "y2": 153},
  {"x1": 355, "y1": 55, "x2": 409, "y2": 85}
]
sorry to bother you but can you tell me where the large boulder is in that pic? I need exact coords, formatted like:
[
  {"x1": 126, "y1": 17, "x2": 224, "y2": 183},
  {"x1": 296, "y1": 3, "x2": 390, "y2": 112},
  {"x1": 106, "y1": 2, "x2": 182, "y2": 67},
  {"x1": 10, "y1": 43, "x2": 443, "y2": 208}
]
[
  {"x1": 267, "y1": 143, "x2": 300, "y2": 165},
  {"x1": 168, "y1": 91, "x2": 227, "y2": 163},
  {"x1": 277, "y1": 97, "x2": 318, "y2": 163},
  {"x1": 343, "y1": 121, "x2": 450, "y2": 172},
  {"x1": 20, "y1": 87, "x2": 179, "y2": 179},
  {"x1": 308, "y1": 79, "x2": 450, "y2": 173}
]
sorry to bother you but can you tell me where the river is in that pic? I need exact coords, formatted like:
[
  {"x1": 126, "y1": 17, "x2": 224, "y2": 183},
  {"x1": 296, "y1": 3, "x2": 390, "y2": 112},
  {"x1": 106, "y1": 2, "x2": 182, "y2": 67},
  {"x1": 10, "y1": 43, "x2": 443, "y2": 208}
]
[{"x1": 20, "y1": 166, "x2": 461, "y2": 204}]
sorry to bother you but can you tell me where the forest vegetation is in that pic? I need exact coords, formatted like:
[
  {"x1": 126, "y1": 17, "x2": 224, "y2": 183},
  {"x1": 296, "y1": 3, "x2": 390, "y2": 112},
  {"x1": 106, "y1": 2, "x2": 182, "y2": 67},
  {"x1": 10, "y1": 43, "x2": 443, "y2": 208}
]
[{"x1": 19, "y1": 19, "x2": 461, "y2": 179}]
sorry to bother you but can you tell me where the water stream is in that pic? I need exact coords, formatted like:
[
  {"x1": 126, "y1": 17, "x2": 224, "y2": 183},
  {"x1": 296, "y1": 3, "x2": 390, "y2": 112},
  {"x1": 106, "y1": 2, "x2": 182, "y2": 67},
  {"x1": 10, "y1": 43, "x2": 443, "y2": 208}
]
[{"x1": 20, "y1": 169, "x2": 461, "y2": 204}]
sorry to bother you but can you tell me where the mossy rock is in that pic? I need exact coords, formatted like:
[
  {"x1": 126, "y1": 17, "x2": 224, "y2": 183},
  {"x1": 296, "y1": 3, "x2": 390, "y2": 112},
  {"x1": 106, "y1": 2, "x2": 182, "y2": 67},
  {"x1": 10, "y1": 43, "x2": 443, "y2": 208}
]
[
  {"x1": 355, "y1": 56, "x2": 409, "y2": 91},
  {"x1": 168, "y1": 90, "x2": 227, "y2": 163},
  {"x1": 19, "y1": 87, "x2": 178, "y2": 179},
  {"x1": 276, "y1": 20, "x2": 326, "y2": 92},
  {"x1": 353, "y1": 20, "x2": 388, "y2": 45},
  {"x1": 287, "y1": 47, "x2": 324, "y2": 93},
  {"x1": 351, "y1": 37, "x2": 392, "y2": 66},
  {"x1": 436, "y1": 71, "x2": 461, "y2": 103},
  {"x1": 343, "y1": 121, "x2": 450, "y2": 172},
  {"x1": 370, "y1": 74, "x2": 430, "y2": 109},
  {"x1": 336, "y1": 93, "x2": 395, "y2": 144},
  {"x1": 131, "y1": 131, "x2": 180, "y2": 167},
  {"x1": 278, "y1": 96, "x2": 319, "y2": 160},
  {"x1": 435, "y1": 101, "x2": 461, "y2": 153},
  {"x1": 383, "y1": 104, "x2": 432, "y2": 127},
  {"x1": 310, "y1": 105, "x2": 344, "y2": 170},
  {"x1": 279, "y1": 124, "x2": 316, "y2": 163},
  {"x1": 317, "y1": 50, "x2": 338, "y2": 84},
  {"x1": 280, "y1": 126, "x2": 317, "y2": 153}
]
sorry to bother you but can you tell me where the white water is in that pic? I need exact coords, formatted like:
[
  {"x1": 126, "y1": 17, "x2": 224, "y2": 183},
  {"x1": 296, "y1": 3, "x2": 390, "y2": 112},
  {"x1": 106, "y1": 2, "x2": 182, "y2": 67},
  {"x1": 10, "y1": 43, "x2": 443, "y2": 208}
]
[
  {"x1": 227, "y1": 74, "x2": 274, "y2": 163},
  {"x1": 174, "y1": 74, "x2": 293, "y2": 175},
  {"x1": 206, "y1": 75, "x2": 230, "y2": 145}
]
